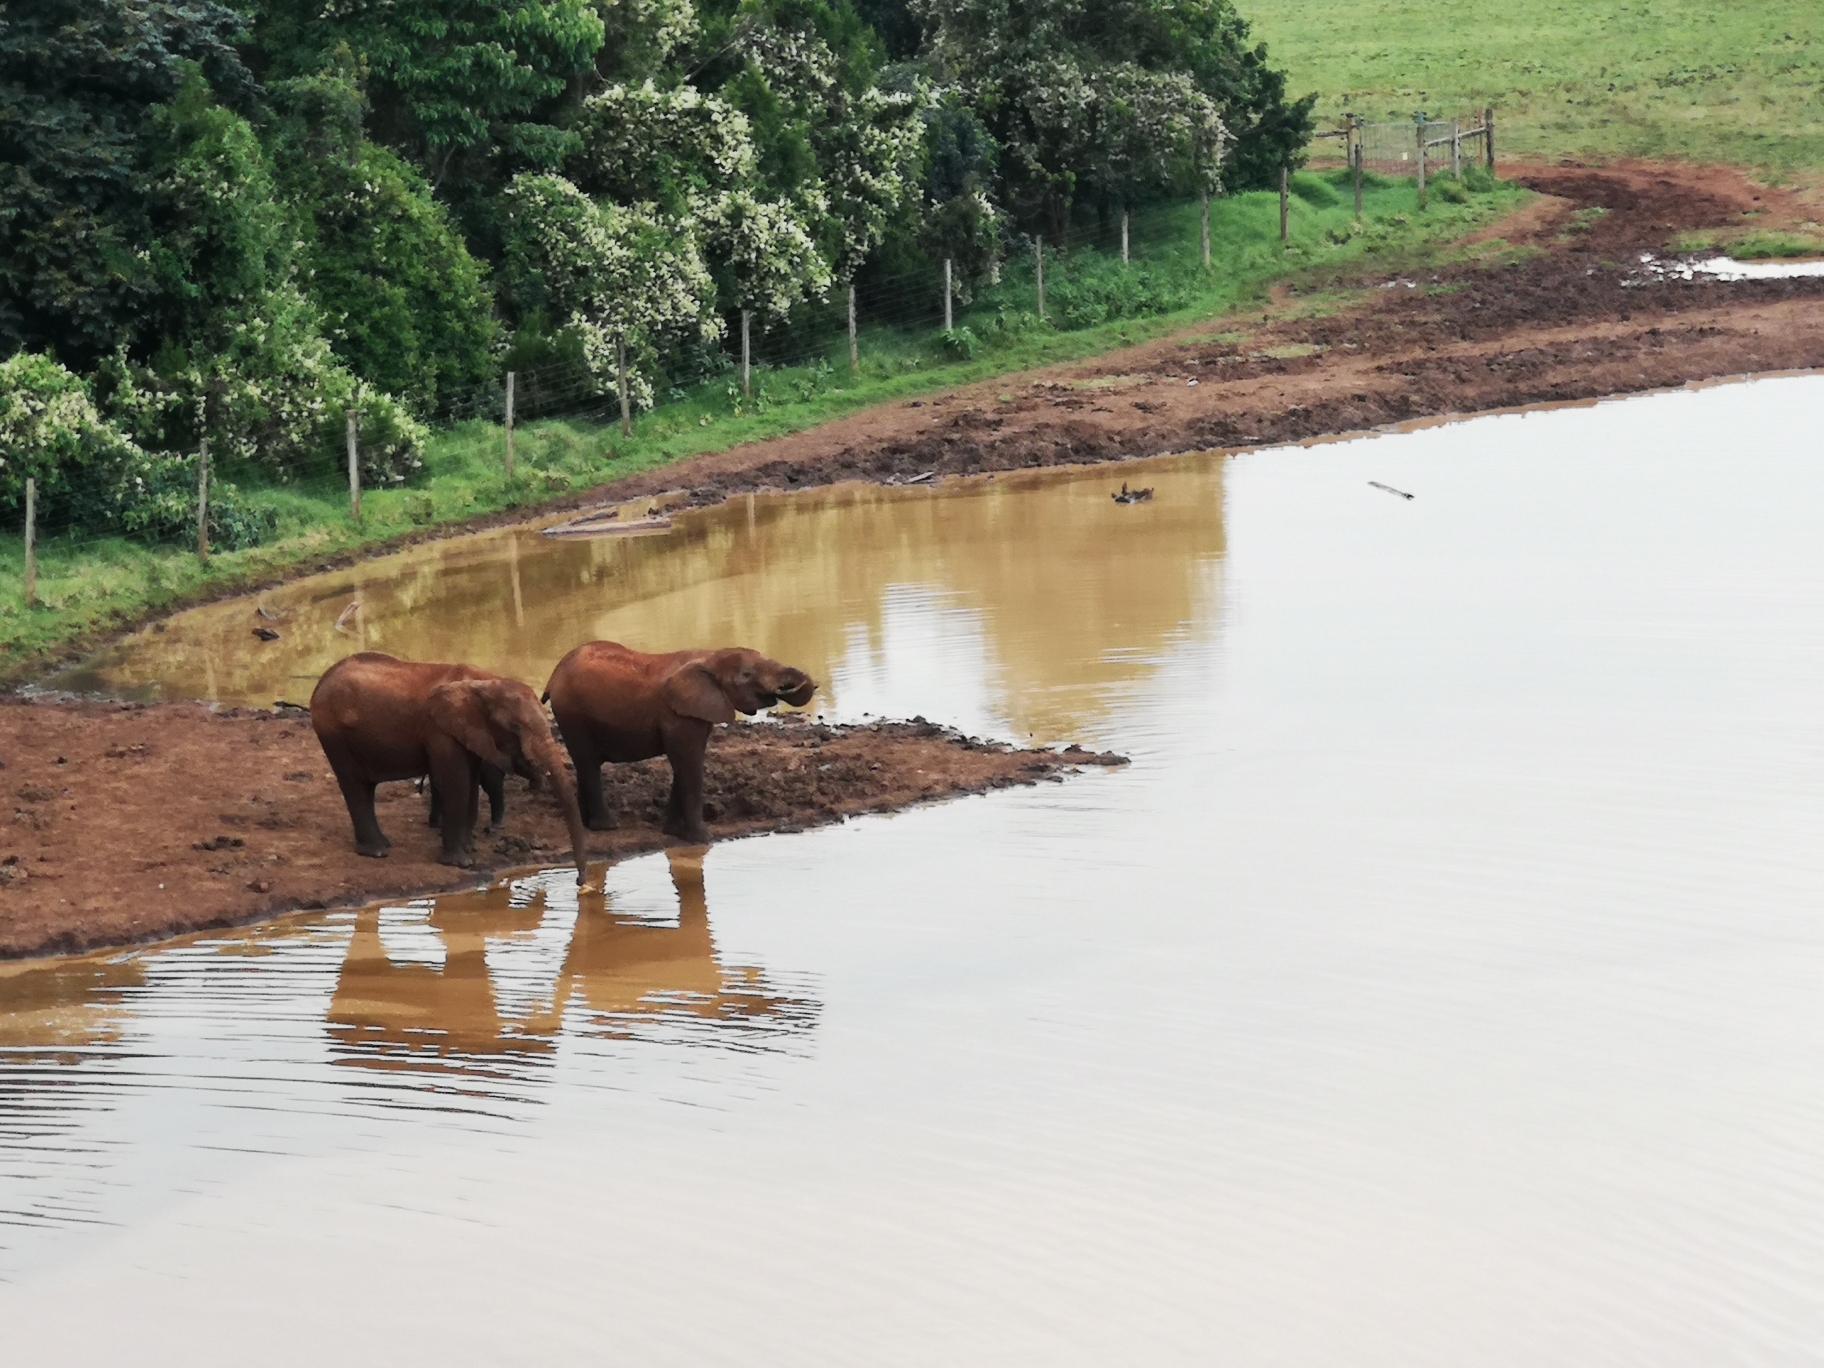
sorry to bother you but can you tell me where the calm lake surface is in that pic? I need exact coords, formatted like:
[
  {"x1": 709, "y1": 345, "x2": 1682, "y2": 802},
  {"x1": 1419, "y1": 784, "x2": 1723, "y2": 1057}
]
[{"x1": 7, "y1": 376, "x2": 1824, "y2": 1363}]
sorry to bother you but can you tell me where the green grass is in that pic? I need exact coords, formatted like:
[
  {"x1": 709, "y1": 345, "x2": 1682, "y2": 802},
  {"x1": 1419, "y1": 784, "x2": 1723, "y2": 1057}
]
[
  {"x1": 1247, "y1": 0, "x2": 1824, "y2": 178},
  {"x1": 0, "y1": 171, "x2": 1527, "y2": 681}
]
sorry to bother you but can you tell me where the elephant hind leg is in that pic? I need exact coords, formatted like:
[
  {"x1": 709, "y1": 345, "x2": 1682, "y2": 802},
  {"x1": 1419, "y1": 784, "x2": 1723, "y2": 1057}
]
[
  {"x1": 567, "y1": 736, "x2": 616, "y2": 832},
  {"x1": 323, "y1": 740, "x2": 389, "y2": 857}
]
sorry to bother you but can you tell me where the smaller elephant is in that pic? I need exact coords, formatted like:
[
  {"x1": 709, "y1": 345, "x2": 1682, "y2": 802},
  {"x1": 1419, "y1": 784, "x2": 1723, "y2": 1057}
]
[
  {"x1": 311, "y1": 653, "x2": 590, "y2": 883},
  {"x1": 543, "y1": 641, "x2": 817, "y2": 844}
]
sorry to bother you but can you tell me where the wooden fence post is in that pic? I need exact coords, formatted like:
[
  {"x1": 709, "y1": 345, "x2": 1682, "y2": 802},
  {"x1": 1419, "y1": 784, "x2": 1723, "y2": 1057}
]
[
  {"x1": 1120, "y1": 208, "x2": 1129, "y2": 263},
  {"x1": 1035, "y1": 236, "x2": 1045, "y2": 319},
  {"x1": 1200, "y1": 192, "x2": 1211, "y2": 268},
  {"x1": 503, "y1": 370, "x2": 515, "y2": 480},
  {"x1": 1415, "y1": 113, "x2": 1427, "y2": 204},
  {"x1": 848, "y1": 283, "x2": 858, "y2": 371},
  {"x1": 22, "y1": 476, "x2": 35, "y2": 608},
  {"x1": 1485, "y1": 105, "x2": 1496, "y2": 172},
  {"x1": 943, "y1": 257, "x2": 953, "y2": 331},
  {"x1": 1452, "y1": 119, "x2": 1462, "y2": 179},
  {"x1": 740, "y1": 309, "x2": 751, "y2": 397},
  {"x1": 196, "y1": 436, "x2": 209, "y2": 561},
  {"x1": 1279, "y1": 165, "x2": 1289, "y2": 242},
  {"x1": 346, "y1": 410, "x2": 360, "y2": 521},
  {"x1": 1354, "y1": 139, "x2": 1364, "y2": 218},
  {"x1": 617, "y1": 334, "x2": 631, "y2": 438}
]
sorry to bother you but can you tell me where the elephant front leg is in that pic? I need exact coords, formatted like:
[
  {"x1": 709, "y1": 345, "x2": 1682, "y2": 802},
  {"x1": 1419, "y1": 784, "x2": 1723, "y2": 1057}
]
[
  {"x1": 429, "y1": 743, "x2": 481, "y2": 867},
  {"x1": 661, "y1": 726, "x2": 712, "y2": 845}
]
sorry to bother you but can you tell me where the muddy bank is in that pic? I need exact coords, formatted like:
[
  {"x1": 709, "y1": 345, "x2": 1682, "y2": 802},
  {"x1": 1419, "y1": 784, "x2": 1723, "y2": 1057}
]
[{"x1": 0, "y1": 698, "x2": 1121, "y2": 960}]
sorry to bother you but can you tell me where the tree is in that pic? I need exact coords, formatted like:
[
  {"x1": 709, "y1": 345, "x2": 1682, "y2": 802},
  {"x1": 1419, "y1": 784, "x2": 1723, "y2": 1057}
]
[
  {"x1": 502, "y1": 173, "x2": 720, "y2": 408},
  {"x1": 247, "y1": 0, "x2": 604, "y2": 195},
  {"x1": 917, "y1": 0, "x2": 1290, "y2": 229},
  {"x1": 269, "y1": 69, "x2": 498, "y2": 414},
  {"x1": 0, "y1": 0, "x2": 258, "y2": 368}
]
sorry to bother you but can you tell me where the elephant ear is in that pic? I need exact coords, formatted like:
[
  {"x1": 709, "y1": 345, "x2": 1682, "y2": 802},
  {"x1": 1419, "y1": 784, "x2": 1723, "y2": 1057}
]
[
  {"x1": 427, "y1": 681, "x2": 513, "y2": 769},
  {"x1": 662, "y1": 662, "x2": 736, "y2": 725}
]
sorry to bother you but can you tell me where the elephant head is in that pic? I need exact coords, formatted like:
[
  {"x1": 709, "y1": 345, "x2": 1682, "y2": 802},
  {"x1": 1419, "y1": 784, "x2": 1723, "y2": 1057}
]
[
  {"x1": 427, "y1": 678, "x2": 591, "y2": 886},
  {"x1": 661, "y1": 649, "x2": 818, "y2": 723}
]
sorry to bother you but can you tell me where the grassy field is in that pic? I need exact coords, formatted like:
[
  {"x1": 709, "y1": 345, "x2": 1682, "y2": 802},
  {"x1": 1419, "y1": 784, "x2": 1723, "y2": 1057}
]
[
  {"x1": 1248, "y1": 0, "x2": 1824, "y2": 178},
  {"x1": 1, "y1": 170, "x2": 1527, "y2": 680}
]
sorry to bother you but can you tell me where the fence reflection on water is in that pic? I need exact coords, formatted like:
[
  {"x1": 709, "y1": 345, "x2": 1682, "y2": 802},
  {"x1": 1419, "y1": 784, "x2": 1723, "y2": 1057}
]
[{"x1": 0, "y1": 848, "x2": 818, "y2": 1245}]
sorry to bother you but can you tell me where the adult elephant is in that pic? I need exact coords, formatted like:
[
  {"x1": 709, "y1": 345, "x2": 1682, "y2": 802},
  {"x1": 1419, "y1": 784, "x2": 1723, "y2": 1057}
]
[
  {"x1": 311, "y1": 653, "x2": 590, "y2": 883},
  {"x1": 543, "y1": 642, "x2": 817, "y2": 844}
]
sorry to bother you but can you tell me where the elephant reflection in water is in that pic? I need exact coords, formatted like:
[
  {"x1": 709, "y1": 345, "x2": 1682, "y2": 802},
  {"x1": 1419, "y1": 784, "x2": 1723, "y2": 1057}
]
[{"x1": 325, "y1": 848, "x2": 813, "y2": 1077}]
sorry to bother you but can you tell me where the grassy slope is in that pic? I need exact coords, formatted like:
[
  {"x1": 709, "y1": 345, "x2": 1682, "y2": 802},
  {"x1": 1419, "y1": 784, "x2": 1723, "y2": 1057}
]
[
  {"x1": 2, "y1": 175, "x2": 1526, "y2": 680},
  {"x1": 1248, "y1": 0, "x2": 1824, "y2": 178}
]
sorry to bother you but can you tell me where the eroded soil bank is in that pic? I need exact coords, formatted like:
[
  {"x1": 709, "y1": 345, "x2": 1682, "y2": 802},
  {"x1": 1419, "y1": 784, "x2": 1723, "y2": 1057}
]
[
  {"x1": 0, "y1": 698, "x2": 1119, "y2": 960},
  {"x1": 561, "y1": 163, "x2": 1824, "y2": 511}
]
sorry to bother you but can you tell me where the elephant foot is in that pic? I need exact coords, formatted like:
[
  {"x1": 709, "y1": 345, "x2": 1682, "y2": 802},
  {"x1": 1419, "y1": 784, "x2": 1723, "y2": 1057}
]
[
  {"x1": 662, "y1": 818, "x2": 711, "y2": 846},
  {"x1": 355, "y1": 839, "x2": 390, "y2": 859},
  {"x1": 585, "y1": 814, "x2": 619, "y2": 832},
  {"x1": 437, "y1": 850, "x2": 476, "y2": 868},
  {"x1": 488, "y1": 818, "x2": 505, "y2": 833}
]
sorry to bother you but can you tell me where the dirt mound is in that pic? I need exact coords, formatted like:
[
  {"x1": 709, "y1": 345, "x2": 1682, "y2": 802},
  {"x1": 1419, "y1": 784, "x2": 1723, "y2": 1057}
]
[{"x1": 0, "y1": 698, "x2": 1122, "y2": 961}]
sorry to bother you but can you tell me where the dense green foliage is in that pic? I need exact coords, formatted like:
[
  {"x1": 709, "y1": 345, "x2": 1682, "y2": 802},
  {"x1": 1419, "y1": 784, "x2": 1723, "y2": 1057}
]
[{"x1": 1, "y1": 0, "x2": 1317, "y2": 549}]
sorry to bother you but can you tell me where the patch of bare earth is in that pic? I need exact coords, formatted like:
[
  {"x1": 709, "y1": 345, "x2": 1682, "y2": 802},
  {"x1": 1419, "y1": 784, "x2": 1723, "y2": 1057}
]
[{"x1": 0, "y1": 698, "x2": 1121, "y2": 960}]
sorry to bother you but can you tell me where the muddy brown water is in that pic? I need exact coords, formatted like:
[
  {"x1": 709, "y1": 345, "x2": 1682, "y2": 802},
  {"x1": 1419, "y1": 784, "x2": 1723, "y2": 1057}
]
[{"x1": 8, "y1": 376, "x2": 1824, "y2": 1362}]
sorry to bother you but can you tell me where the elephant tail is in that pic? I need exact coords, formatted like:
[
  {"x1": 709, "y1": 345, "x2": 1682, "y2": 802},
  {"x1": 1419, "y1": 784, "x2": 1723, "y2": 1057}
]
[{"x1": 540, "y1": 690, "x2": 550, "y2": 705}]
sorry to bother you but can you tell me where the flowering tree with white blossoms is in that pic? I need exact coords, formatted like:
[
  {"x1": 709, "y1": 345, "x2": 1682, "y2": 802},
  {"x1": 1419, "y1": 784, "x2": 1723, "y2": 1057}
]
[{"x1": 501, "y1": 173, "x2": 720, "y2": 410}]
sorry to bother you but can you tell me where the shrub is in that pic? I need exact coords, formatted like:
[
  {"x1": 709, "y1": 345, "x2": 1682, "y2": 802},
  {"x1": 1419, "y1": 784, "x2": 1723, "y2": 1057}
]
[
  {"x1": 938, "y1": 327, "x2": 979, "y2": 360},
  {"x1": 1461, "y1": 164, "x2": 1496, "y2": 194},
  {"x1": 1433, "y1": 178, "x2": 1469, "y2": 204},
  {"x1": 0, "y1": 352, "x2": 273, "y2": 549}
]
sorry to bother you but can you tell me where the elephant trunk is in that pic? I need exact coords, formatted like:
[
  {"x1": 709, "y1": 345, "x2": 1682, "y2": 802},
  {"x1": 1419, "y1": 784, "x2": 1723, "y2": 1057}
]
[{"x1": 530, "y1": 735, "x2": 590, "y2": 886}]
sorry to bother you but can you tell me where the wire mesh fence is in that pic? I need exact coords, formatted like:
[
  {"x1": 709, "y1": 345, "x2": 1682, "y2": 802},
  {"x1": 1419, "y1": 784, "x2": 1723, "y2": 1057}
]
[{"x1": 1354, "y1": 112, "x2": 1493, "y2": 181}]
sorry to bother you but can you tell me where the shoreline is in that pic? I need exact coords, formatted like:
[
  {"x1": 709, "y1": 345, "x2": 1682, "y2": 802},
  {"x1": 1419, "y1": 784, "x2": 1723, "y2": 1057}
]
[{"x1": 0, "y1": 701, "x2": 1123, "y2": 962}]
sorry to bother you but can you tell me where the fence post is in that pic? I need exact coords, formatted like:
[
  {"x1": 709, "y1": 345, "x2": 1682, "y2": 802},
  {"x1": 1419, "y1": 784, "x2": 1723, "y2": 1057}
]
[
  {"x1": 1279, "y1": 165, "x2": 1289, "y2": 243},
  {"x1": 1415, "y1": 112, "x2": 1427, "y2": 205},
  {"x1": 1200, "y1": 192, "x2": 1211, "y2": 268},
  {"x1": 1120, "y1": 208, "x2": 1129, "y2": 263},
  {"x1": 196, "y1": 436, "x2": 209, "y2": 561},
  {"x1": 617, "y1": 334, "x2": 631, "y2": 438},
  {"x1": 1353, "y1": 126, "x2": 1364, "y2": 218},
  {"x1": 1452, "y1": 119, "x2": 1462, "y2": 179},
  {"x1": 346, "y1": 409, "x2": 360, "y2": 521},
  {"x1": 503, "y1": 370, "x2": 515, "y2": 480},
  {"x1": 22, "y1": 476, "x2": 34, "y2": 608},
  {"x1": 1035, "y1": 236, "x2": 1045, "y2": 320},
  {"x1": 1485, "y1": 105, "x2": 1496, "y2": 172},
  {"x1": 943, "y1": 257, "x2": 953, "y2": 331},
  {"x1": 740, "y1": 308, "x2": 751, "y2": 397},
  {"x1": 848, "y1": 283, "x2": 858, "y2": 371}
]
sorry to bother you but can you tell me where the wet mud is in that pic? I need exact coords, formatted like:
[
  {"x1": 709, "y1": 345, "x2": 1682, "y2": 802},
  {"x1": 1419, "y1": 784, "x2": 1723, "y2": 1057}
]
[{"x1": 0, "y1": 697, "x2": 1120, "y2": 961}]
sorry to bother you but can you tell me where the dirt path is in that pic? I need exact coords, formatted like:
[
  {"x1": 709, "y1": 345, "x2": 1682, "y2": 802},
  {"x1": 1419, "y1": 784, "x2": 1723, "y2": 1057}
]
[
  {"x1": 0, "y1": 698, "x2": 1120, "y2": 960},
  {"x1": 562, "y1": 162, "x2": 1824, "y2": 510}
]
